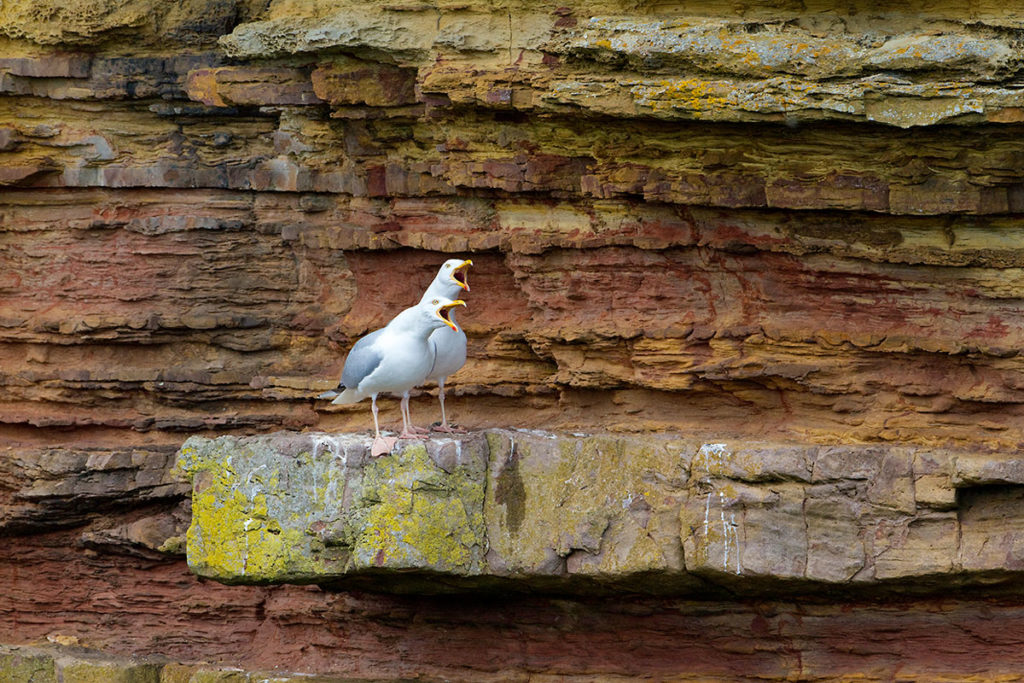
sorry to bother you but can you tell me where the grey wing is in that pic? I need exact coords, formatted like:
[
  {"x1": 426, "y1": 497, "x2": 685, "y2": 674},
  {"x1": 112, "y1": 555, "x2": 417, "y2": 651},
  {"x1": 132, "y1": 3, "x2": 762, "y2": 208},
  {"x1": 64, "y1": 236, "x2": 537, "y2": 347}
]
[
  {"x1": 426, "y1": 335, "x2": 440, "y2": 378},
  {"x1": 341, "y1": 329, "x2": 385, "y2": 389}
]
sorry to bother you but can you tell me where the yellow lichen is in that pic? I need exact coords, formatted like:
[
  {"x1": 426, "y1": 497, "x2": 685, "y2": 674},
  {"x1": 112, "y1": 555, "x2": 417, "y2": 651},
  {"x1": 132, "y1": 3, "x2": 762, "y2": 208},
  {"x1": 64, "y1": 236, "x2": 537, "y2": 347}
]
[
  {"x1": 352, "y1": 444, "x2": 485, "y2": 572},
  {"x1": 182, "y1": 437, "x2": 486, "y2": 582}
]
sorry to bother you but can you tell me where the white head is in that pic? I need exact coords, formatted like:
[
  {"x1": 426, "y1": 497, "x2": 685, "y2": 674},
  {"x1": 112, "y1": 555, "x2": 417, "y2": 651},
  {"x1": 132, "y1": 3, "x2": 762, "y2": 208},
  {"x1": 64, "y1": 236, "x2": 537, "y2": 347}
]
[
  {"x1": 421, "y1": 258, "x2": 472, "y2": 302},
  {"x1": 420, "y1": 296, "x2": 467, "y2": 332},
  {"x1": 389, "y1": 295, "x2": 467, "y2": 335}
]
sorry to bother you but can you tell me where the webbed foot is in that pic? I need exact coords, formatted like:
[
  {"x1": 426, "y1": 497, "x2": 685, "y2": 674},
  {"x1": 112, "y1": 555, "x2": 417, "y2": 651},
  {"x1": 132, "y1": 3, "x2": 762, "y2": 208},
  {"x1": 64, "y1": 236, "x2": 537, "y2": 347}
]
[{"x1": 371, "y1": 435, "x2": 398, "y2": 457}]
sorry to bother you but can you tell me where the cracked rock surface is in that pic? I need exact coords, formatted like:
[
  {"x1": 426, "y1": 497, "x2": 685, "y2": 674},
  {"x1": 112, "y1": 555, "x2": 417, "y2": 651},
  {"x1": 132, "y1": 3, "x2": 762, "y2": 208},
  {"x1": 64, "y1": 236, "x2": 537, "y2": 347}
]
[{"x1": 178, "y1": 430, "x2": 1024, "y2": 594}]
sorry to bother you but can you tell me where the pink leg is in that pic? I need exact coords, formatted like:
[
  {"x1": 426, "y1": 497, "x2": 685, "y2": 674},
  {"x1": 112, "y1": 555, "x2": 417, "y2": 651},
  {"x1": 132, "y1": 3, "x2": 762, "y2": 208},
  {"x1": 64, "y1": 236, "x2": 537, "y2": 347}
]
[
  {"x1": 398, "y1": 393, "x2": 428, "y2": 439},
  {"x1": 371, "y1": 394, "x2": 381, "y2": 438},
  {"x1": 370, "y1": 394, "x2": 397, "y2": 457},
  {"x1": 432, "y1": 378, "x2": 465, "y2": 433},
  {"x1": 403, "y1": 391, "x2": 430, "y2": 434}
]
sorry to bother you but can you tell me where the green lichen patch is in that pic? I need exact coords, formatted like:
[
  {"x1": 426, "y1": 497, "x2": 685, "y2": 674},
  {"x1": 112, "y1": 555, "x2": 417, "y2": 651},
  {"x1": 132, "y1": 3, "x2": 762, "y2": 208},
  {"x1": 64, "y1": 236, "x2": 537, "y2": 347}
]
[
  {"x1": 178, "y1": 434, "x2": 360, "y2": 583},
  {"x1": 0, "y1": 646, "x2": 56, "y2": 683},
  {"x1": 348, "y1": 444, "x2": 487, "y2": 573},
  {"x1": 0, "y1": 645, "x2": 166, "y2": 683},
  {"x1": 57, "y1": 657, "x2": 162, "y2": 683},
  {"x1": 178, "y1": 433, "x2": 488, "y2": 584},
  {"x1": 484, "y1": 431, "x2": 691, "y2": 578}
]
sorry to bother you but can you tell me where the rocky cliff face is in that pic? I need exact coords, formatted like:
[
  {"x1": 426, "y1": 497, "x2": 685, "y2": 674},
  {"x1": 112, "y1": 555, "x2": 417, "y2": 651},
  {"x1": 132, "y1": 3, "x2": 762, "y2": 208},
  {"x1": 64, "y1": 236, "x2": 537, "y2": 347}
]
[{"x1": 3, "y1": 0, "x2": 1024, "y2": 680}]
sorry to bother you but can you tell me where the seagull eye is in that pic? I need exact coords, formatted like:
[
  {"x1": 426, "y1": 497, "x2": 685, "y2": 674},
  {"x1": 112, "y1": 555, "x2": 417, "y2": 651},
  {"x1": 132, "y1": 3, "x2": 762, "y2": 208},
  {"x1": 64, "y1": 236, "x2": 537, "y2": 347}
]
[{"x1": 432, "y1": 299, "x2": 439, "y2": 305}]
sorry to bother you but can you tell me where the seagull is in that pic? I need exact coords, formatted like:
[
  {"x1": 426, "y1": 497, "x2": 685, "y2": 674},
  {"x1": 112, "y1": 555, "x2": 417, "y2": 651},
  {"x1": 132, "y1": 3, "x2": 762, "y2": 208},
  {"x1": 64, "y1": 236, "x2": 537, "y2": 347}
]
[
  {"x1": 420, "y1": 259, "x2": 472, "y2": 432},
  {"x1": 319, "y1": 296, "x2": 467, "y2": 456}
]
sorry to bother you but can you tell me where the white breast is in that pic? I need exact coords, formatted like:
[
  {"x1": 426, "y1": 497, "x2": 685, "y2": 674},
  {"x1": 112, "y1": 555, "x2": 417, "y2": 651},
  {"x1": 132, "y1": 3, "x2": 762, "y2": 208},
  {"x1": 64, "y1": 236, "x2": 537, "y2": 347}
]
[{"x1": 426, "y1": 325, "x2": 467, "y2": 382}]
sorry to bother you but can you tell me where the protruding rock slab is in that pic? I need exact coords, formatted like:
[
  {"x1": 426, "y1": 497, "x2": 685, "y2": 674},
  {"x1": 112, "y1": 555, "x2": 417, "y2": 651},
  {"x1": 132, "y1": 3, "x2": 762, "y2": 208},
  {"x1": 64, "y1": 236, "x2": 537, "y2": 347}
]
[
  {"x1": 0, "y1": 644, "x2": 335, "y2": 683},
  {"x1": 176, "y1": 432, "x2": 489, "y2": 583},
  {"x1": 178, "y1": 430, "x2": 1024, "y2": 594}
]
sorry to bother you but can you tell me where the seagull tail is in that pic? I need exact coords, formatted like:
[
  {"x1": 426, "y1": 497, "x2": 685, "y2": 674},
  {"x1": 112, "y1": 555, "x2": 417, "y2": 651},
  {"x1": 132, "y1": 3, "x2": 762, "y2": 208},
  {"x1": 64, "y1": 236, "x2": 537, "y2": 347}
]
[
  {"x1": 317, "y1": 389, "x2": 340, "y2": 400},
  {"x1": 330, "y1": 388, "x2": 363, "y2": 405}
]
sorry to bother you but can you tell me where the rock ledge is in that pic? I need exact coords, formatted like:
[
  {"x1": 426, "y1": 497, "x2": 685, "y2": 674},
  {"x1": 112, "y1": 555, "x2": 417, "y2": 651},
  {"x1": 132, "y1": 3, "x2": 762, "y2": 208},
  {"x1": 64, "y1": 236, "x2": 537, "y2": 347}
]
[{"x1": 177, "y1": 429, "x2": 1024, "y2": 595}]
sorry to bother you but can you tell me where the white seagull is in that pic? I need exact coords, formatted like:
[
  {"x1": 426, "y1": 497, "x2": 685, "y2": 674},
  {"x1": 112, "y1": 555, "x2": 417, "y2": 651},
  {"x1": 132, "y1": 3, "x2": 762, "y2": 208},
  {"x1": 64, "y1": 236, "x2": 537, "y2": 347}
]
[
  {"x1": 420, "y1": 258, "x2": 472, "y2": 432},
  {"x1": 319, "y1": 295, "x2": 467, "y2": 456}
]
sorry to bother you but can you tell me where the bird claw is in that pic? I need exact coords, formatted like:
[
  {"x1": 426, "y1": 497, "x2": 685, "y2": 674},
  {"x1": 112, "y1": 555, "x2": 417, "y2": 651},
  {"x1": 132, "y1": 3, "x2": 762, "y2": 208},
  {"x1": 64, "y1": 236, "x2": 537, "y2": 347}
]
[
  {"x1": 406, "y1": 425, "x2": 431, "y2": 435},
  {"x1": 397, "y1": 430, "x2": 429, "y2": 440},
  {"x1": 371, "y1": 436, "x2": 398, "y2": 457}
]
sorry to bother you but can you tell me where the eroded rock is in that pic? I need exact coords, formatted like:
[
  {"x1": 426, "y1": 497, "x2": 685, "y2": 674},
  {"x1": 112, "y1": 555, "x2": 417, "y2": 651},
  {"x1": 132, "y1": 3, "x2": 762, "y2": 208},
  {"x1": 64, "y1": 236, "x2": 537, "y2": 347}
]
[
  {"x1": 178, "y1": 430, "x2": 1024, "y2": 594},
  {"x1": 177, "y1": 432, "x2": 489, "y2": 583},
  {"x1": 0, "y1": 444, "x2": 187, "y2": 534}
]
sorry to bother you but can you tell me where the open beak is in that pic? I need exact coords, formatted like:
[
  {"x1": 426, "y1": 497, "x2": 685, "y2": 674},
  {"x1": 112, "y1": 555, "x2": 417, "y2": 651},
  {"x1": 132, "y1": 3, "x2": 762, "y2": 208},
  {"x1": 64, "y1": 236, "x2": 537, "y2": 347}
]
[
  {"x1": 437, "y1": 299, "x2": 466, "y2": 331},
  {"x1": 451, "y1": 259, "x2": 472, "y2": 292}
]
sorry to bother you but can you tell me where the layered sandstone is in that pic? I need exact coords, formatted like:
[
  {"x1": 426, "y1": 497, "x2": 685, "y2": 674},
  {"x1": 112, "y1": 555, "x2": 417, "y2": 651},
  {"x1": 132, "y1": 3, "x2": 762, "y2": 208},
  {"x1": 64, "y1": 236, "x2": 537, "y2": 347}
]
[{"x1": 4, "y1": 0, "x2": 1024, "y2": 679}]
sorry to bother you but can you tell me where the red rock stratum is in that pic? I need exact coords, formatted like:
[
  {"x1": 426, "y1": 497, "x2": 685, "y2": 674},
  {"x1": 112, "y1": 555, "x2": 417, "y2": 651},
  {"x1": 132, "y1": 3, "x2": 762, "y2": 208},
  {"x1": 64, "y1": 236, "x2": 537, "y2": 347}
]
[{"x1": 3, "y1": 0, "x2": 1024, "y2": 679}]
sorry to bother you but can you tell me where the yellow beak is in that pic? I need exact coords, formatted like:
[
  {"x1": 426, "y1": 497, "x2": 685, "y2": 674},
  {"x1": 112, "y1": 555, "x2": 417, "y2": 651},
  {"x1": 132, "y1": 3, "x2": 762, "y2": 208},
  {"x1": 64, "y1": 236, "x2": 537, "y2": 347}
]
[
  {"x1": 438, "y1": 299, "x2": 466, "y2": 331},
  {"x1": 452, "y1": 259, "x2": 473, "y2": 291}
]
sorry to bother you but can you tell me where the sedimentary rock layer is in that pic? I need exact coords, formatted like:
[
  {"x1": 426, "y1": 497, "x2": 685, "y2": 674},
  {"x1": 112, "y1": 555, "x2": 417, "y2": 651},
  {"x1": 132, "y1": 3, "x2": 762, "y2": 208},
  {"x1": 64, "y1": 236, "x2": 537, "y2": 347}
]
[
  {"x1": 5, "y1": 19, "x2": 1024, "y2": 446},
  {"x1": 4, "y1": 541, "x2": 1024, "y2": 681},
  {"x1": 178, "y1": 430, "x2": 1024, "y2": 591},
  {"x1": 4, "y1": 186, "x2": 1024, "y2": 446},
  {"x1": 4, "y1": 0, "x2": 1024, "y2": 679}
]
